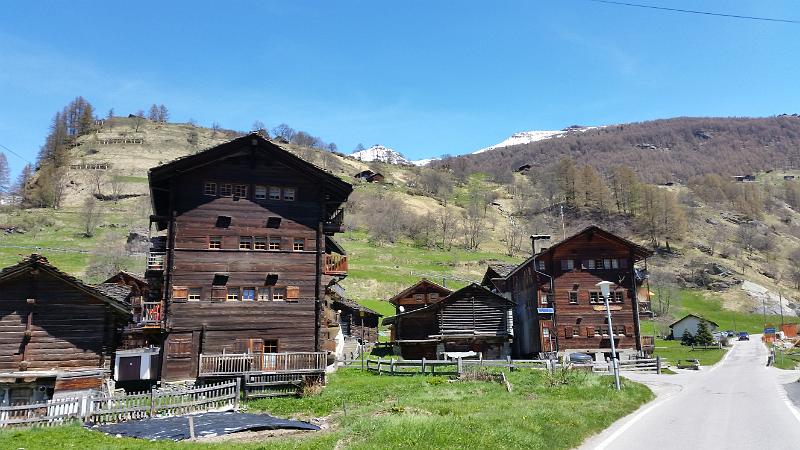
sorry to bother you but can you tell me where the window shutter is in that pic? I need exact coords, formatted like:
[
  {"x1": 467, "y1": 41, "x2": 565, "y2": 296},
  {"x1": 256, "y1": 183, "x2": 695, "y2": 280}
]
[
  {"x1": 173, "y1": 287, "x2": 188, "y2": 301},
  {"x1": 250, "y1": 339, "x2": 264, "y2": 353},
  {"x1": 211, "y1": 287, "x2": 226, "y2": 301},
  {"x1": 586, "y1": 326, "x2": 594, "y2": 337},
  {"x1": 564, "y1": 327, "x2": 573, "y2": 338},
  {"x1": 286, "y1": 286, "x2": 300, "y2": 300}
]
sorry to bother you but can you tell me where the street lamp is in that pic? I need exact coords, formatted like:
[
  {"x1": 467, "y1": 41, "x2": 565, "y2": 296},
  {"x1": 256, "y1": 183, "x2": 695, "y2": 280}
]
[{"x1": 596, "y1": 280, "x2": 621, "y2": 391}]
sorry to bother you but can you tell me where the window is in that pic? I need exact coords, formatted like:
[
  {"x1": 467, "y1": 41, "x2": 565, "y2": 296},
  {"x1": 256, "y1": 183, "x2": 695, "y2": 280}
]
[
  {"x1": 272, "y1": 288, "x2": 285, "y2": 301},
  {"x1": 266, "y1": 217, "x2": 281, "y2": 228},
  {"x1": 257, "y1": 288, "x2": 270, "y2": 301},
  {"x1": 215, "y1": 216, "x2": 231, "y2": 228},
  {"x1": 616, "y1": 326, "x2": 626, "y2": 336},
  {"x1": 572, "y1": 326, "x2": 580, "y2": 337},
  {"x1": 536, "y1": 260, "x2": 546, "y2": 271},
  {"x1": 595, "y1": 259, "x2": 604, "y2": 269},
  {"x1": 264, "y1": 339, "x2": 278, "y2": 353},
  {"x1": 594, "y1": 327, "x2": 601, "y2": 337},
  {"x1": 226, "y1": 288, "x2": 239, "y2": 301},
  {"x1": 589, "y1": 291, "x2": 601, "y2": 303},
  {"x1": 293, "y1": 238, "x2": 304, "y2": 251},
  {"x1": 569, "y1": 291, "x2": 579, "y2": 304},
  {"x1": 268, "y1": 237, "x2": 281, "y2": 251},
  {"x1": 283, "y1": 187, "x2": 296, "y2": 201},
  {"x1": 188, "y1": 288, "x2": 201, "y2": 301},
  {"x1": 541, "y1": 293, "x2": 552, "y2": 305},
  {"x1": 204, "y1": 182, "x2": 217, "y2": 196},
  {"x1": 614, "y1": 291, "x2": 625, "y2": 303},
  {"x1": 219, "y1": 183, "x2": 233, "y2": 197},
  {"x1": 429, "y1": 293, "x2": 439, "y2": 301},
  {"x1": 239, "y1": 236, "x2": 253, "y2": 250},
  {"x1": 414, "y1": 293, "x2": 424, "y2": 302},
  {"x1": 560, "y1": 259, "x2": 574, "y2": 271},
  {"x1": 234, "y1": 184, "x2": 248, "y2": 198},
  {"x1": 255, "y1": 185, "x2": 267, "y2": 200},
  {"x1": 269, "y1": 186, "x2": 281, "y2": 200},
  {"x1": 254, "y1": 236, "x2": 266, "y2": 250},
  {"x1": 209, "y1": 236, "x2": 222, "y2": 249},
  {"x1": 242, "y1": 287, "x2": 255, "y2": 301},
  {"x1": 584, "y1": 259, "x2": 595, "y2": 270}
]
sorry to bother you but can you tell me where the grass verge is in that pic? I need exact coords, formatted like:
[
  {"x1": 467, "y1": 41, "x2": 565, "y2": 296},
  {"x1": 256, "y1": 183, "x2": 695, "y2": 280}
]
[{"x1": 651, "y1": 338, "x2": 726, "y2": 366}]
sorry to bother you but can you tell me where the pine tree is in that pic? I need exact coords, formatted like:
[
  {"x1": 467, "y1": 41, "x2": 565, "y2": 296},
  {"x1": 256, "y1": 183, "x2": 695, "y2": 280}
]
[
  {"x1": 681, "y1": 328, "x2": 694, "y2": 346},
  {"x1": 695, "y1": 320, "x2": 714, "y2": 346}
]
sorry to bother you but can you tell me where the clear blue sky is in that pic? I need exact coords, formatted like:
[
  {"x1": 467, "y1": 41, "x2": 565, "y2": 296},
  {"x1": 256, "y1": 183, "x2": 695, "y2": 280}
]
[{"x1": 1, "y1": 1, "x2": 799, "y2": 175}]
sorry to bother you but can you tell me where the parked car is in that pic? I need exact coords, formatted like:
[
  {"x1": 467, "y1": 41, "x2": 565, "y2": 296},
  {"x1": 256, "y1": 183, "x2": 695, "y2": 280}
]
[
  {"x1": 738, "y1": 332, "x2": 750, "y2": 341},
  {"x1": 725, "y1": 330, "x2": 736, "y2": 337},
  {"x1": 568, "y1": 353, "x2": 594, "y2": 363}
]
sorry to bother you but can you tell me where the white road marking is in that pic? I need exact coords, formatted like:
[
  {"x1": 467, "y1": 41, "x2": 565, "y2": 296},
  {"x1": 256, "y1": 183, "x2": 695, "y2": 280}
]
[
  {"x1": 593, "y1": 394, "x2": 675, "y2": 450},
  {"x1": 707, "y1": 342, "x2": 735, "y2": 373}
]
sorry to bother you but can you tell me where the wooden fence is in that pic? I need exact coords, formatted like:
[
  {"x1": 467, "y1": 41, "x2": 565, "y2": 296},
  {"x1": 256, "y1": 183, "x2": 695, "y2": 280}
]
[
  {"x1": 0, "y1": 379, "x2": 240, "y2": 428},
  {"x1": 593, "y1": 357, "x2": 662, "y2": 374},
  {"x1": 365, "y1": 357, "x2": 554, "y2": 376},
  {"x1": 198, "y1": 352, "x2": 327, "y2": 377}
]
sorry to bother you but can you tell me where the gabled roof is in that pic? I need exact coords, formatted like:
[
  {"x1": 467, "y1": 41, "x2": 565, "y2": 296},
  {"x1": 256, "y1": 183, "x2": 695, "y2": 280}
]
[
  {"x1": 481, "y1": 263, "x2": 518, "y2": 286},
  {"x1": 103, "y1": 271, "x2": 148, "y2": 288},
  {"x1": 383, "y1": 283, "x2": 513, "y2": 325},
  {"x1": 95, "y1": 283, "x2": 133, "y2": 303},
  {"x1": 387, "y1": 278, "x2": 453, "y2": 306},
  {"x1": 149, "y1": 133, "x2": 353, "y2": 228},
  {"x1": 669, "y1": 314, "x2": 719, "y2": 329},
  {"x1": 0, "y1": 255, "x2": 131, "y2": 316}
]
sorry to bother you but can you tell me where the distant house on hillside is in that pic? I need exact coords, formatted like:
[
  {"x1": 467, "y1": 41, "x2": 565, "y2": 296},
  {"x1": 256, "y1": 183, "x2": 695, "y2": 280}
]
[
  {"x1": 0, "y1": 255, "x2": 131, "y2": 405},
  {"x1": 383, "y1": 283, "x2": 514, "y2": 360},
  {"x1": 353, "y1": 170, "x2": 384, "y2": 183},
  {"x1": 784, "y1": 175, "x2": 796, "y2": 181},
  {"x1": 733, "y1": 175, "x2": 756, "y2": 182},
  {"x1": 388, "y1": 279, "x2": 452, "y2": 315},
  {"x1": 669, "y1": 314, "x2": 718, "y2": 340},
  {"x1": 515, "y1": 164, "x2": 532, "y2": 173}
]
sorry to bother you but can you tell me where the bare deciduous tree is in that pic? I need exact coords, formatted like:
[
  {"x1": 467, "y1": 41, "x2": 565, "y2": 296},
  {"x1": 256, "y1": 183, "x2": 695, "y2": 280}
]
[{"x1": 82, "y1": 196, "x2": 102, "y2": 237}]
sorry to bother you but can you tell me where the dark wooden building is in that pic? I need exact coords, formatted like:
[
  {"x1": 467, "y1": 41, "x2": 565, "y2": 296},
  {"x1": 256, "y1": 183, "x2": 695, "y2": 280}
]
[
  {"x1": 485, "y1": 226, "x2": 652, "y2": 359},
  {"x1": 0, "y1": 255, "x2": 131, "y2": 404},
  {"x1": 330, "y1": 297, "x2": 381, "y2": 344},
  {"x1": 387, "y1": 279, "x2": 452, "y2": 315},
  {"x1": 383, "y1": 283, "x2": 514, "y2": 359},
  {"x1": 147, "y1": 133, "x2": 352, "y2": 381}
]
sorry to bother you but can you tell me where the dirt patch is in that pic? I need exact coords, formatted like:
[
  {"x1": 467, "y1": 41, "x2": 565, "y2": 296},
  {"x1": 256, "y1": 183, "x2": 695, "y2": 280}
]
[{"x1": 194, "y1": 415, "x2": 332, "y2": 443}]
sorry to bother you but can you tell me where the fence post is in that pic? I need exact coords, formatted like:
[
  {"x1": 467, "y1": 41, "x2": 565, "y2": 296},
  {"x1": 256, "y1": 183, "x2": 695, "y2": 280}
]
[
  {"x1": 235, "y1": 377, "x2": 242, "y2": 409},
  {"x1": 149, "y1": 389, "x2": 156, "y2": 418},
  {"x1": 421, "y1": 357, "x2": 426, "y2": 375},
  {"x1": 457, "y1": 357, "x2": 463, "y2": 375},
  {"x1": 378, "y1": 357, "x2": 383, "y2": 375},
  {"x1": 656, "y1": 356, "x2": 661, "y2": 375},
  {"x1": 507, "y1": 355, "x2": 513, "y2": 372},
  {"x1": 390, "y1": 358, "x2": 395, "y2": 375}
]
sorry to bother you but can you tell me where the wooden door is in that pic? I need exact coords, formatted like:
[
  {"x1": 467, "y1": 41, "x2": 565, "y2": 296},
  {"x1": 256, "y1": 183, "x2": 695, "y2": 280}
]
[
  {"x1": 118, "y1": 356, "x2": 141, "y2": 381},
  {"x1": 540, "y1": 320, "x2": 554, "y2": 352}
]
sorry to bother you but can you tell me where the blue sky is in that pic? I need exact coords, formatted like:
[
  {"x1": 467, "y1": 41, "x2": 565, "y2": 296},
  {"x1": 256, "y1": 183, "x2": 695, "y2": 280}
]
[{"x1": 1, "y1": 1, "x2": 799, "y2": 176}]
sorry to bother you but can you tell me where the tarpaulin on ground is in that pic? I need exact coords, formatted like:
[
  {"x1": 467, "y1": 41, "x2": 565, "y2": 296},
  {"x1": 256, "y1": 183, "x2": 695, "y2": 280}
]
[{"x1": 90, "y1": 411, "x2": 320, "y2": 441}]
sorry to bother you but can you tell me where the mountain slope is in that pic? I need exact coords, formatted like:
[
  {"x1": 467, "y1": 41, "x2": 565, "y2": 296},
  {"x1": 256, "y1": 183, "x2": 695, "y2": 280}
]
[{"x1": 350, "y1": 145, "x2": 412, "y2": 165}]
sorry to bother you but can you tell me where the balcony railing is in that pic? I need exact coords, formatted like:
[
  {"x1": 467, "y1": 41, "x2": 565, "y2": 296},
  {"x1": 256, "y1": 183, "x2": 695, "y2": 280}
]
[
  {"x1": 324, "y1": 254, "x2": 348, "y2": 276},
  {"x1": 323, "y1": 208, "x2": 345, "y2": 234},
  {"x1": 141, "y1": 301, "x2": 164, "y2": 326},
  {"x1": 198, "y1": 352, "x2": 327, "y2": 377},
  {"x1": 147, "y1": 252, "x2": 166, "y2": 271}
]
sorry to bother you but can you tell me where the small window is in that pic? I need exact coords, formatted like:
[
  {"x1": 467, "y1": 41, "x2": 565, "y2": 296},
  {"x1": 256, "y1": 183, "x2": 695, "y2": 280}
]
[
  {"x1": 584, "y1": 259, "x2": 595, "y2": 270},
  {"x1": 226, "y1": 288, "x2": 239, "y2": 301},
  {"x1": 254, "y1": 237, "x2": 266, "y2": 250},
  {"x1": 219, "y1": 184, "x2": 233, "y2": 197},
  {"x1": 595, "y1": 259, "x2": 604, "y2": 269},
  {"x1": 188, "y1": 288, "x2": 201, "y2": 301},
  {"x1": 293, "y1": 238, "x2": 304, "y2": 251},
  {"x1": 268, "y1": 237, "x2": 281, "y2": 251},
  {"x1": 414, "y1": 293, "x2": 424, "y2": 302},
  {"x1": 264, "y1": 339, "x2": 278, "y2": 353},
  {"x1": 536, "y1": 260, "x2": 546, "y2": 271},
  {"x1": 265, "y1": 273, "x2": 279, "y2": 286},
  {"x1": 560, "y1": 259, "x2": 574, "y2": 271},
  {"x1": 257, "y1": 288, "x2": 270, "y2": 301},
  {"x1": 215, "y1": 216, "x2": 231, "y2": 228},
  {"x1": 209, "y1": 236, "x2": 222, "y2": 249},
  {"x1": 234, "y1": 184, "x2": 248, "y2": 198},
  {"x1": 589, "y1": 291, "x2": 601, "y2": 303},
  {"x1": 272, "y1": 288, "x2": 286, "y2": 302},
  {"x1": 429, "y1": 293, "x2": 439, "y2": 301},
  {"x1": 255, "y1": 185, "x2": 267, "y2": 200},
  {"x1": 283, "y1": 187, "x2": 296, "y2": 201},
  {"x1": 242, "y1": 287, "x2": 255, "y2": 301},
  {"x1": 572, "y1": 327, "x2": 580, "y2": 337},
  {"x1": 614, "y1": 291, "x2": 625, "y2": 303},
  {"x1": 269, "y1": 186, "x2": 281, "y2": 200},
  {"x1": 239, "y1": 236, "x2": 253, "y2": 250},
  {"x1": 594, "y1": 328, "x2": 601, "y2": 337},
  {"x1": 173, "y1": 287, "x2": 188, "y2": 300},
  {"x1": 611, "y1": 259, "x2": 619, "y2": 269},
  {"x1": 204, "y1": 182, "x2": 217, "y2": 196},
  {"x1": 569, "y1": 291, "x2": 578, "y2": 304},
  {"x1": 212, "y1": 274, "x2": 229, "y2": 286},
  {"x1": 266, "y1": 217, "x2": 282, "y2": 228}
]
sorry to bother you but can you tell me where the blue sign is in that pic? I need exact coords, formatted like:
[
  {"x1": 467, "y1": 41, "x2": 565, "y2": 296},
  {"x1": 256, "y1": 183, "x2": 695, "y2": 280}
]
[
  {"x1": 537, "y1": 308, "x2": 554, "y2": 314},
  {"x1": 764, "y1": 327, "x2": 776, "y2": 334}
]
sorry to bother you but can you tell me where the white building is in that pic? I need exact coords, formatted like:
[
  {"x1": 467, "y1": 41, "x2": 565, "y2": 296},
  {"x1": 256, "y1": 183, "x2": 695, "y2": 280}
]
[{"x1": 669, "y1": 314, "x2": 718, "y2": 339}]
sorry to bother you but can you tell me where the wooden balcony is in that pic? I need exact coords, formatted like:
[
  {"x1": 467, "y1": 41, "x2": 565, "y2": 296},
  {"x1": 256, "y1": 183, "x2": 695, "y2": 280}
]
[
  {"x1": 323, "y1": 254, "x2": 348, "y2": 276},
  {"x1": 146, "y1": 252, "x2": 166, "y2": 271},
  {"x1": 323, "y1": 209, "x2": 344, "y2": 234},
  {"x1": 140, "y1": 302, "x2": 164, "y2": 327},
  {"x1": 198, "y1": 352, "x2": 327, "y2": 377}
]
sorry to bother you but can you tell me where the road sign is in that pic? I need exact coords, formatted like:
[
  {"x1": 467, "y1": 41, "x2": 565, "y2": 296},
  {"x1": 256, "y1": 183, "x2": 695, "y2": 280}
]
[
  {"x1": 764, "y1": 327, "x2": 776, "y2": 334},
  {"x1": 537, "y1": 308, "x2": 554, "y2": 314}
]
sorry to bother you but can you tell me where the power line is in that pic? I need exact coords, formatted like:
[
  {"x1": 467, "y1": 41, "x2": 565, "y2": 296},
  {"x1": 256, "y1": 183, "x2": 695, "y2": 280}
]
[
  {"x1": 583, "y1": 0, "x2": 800, "y2": 24},
  {"x1": 0, "y1": 143, "x2": 34, "y2": 165}
]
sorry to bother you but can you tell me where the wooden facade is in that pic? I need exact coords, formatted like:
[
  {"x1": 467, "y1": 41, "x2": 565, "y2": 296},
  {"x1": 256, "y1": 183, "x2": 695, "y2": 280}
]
[
  {"x1": 148, "y1": 133, "x2": 352, "y2": 381},
  {"x1": 487, "y1": 226, "x2": 652, "y2": 358},
  {"x1": 330, "y1": 297, "x2": 381, "y2": 344},
  {"x1": 387, "y1": 279, "x2": 452, "y2": 314},
  {"x1": 0, "y1": 255, "x2": 131, "y2": 404},
  {"x1": 384, "y1": 283, "x2": 514, "y2": 359}
]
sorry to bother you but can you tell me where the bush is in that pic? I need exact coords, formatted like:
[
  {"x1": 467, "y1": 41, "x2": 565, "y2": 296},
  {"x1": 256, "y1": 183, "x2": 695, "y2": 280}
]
[{"x1": 681, "y1": 329, "x2": 695, "y2": 346}]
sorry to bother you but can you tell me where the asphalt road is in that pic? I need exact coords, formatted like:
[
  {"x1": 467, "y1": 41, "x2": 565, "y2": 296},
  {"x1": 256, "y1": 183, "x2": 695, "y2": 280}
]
[{"x1": 580, "y1": 337, "x2": 800, "y2": 450}]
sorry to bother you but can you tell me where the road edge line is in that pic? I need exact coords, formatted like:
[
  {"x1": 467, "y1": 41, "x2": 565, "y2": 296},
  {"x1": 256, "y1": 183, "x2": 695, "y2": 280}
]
[{"x1": 592, "y1": 392, "x2": 675, "y2": 450}]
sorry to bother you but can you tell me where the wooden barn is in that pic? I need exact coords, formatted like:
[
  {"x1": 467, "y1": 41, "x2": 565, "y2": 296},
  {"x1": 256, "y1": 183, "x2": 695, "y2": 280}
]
[
  {"x1": 147, "y1": 133, "x2": 352, "y2": 381},
  {"x1": 0, "y1": 255, "x2": 131, "y2": 405},
  {"x1": 330, "y1": 297, "x2": 381, "y2": 344},
  {"x1": 388, "y1": 279, "x2": 452, "y2": 315},
  {"x1": 485, "y1": 226, "x2": 653, "y2": 359},
  {"x1": 383, "y1": 283, "x2": 514, "y2": 360}
]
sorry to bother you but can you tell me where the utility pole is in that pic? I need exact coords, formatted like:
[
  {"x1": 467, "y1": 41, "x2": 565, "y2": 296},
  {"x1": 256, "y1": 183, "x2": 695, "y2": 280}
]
[
  {"x1": 597, "y1": 281, "x2": 621, "y2": 391},
  {"x1": 779, "y1": 289, "x2": 785, "y2": 329}
]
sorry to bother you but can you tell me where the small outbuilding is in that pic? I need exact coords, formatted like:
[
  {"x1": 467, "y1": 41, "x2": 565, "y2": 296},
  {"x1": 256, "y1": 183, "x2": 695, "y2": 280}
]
[
  {"x1": 669, "y1": 314, "x2": 718, "y2": 340},
  {"x1": 388, "y1": 279, "x2": 452, "y2": 314}
]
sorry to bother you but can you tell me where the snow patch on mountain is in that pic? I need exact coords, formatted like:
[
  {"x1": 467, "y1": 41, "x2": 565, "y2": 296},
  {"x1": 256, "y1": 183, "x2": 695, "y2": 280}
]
[
  {"x1": 474, "y1": 126, "x2": 601, "y2": 154},
  {"x1": 350, "y1": 145, "x2": 412, "y2": 165}
]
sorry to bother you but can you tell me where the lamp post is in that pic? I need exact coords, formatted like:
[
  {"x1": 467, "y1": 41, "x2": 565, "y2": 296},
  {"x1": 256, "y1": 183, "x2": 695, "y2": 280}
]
[{"x1": 596, "y1": 280, "x2": 621, "y2": 391}]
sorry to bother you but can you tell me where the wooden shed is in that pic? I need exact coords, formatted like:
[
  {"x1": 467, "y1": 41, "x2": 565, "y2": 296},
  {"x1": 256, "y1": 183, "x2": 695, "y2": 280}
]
[
  {"x1": 0, "y1": 255, "x2": 131, "y2": 404},
  {"x1": 387, "y1": 279, "x2": 452, "y2": 315}
]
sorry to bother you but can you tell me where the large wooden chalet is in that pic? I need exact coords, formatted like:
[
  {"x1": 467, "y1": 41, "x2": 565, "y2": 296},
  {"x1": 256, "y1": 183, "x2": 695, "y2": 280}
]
[
  {"x1": 484, "y1": 226, "x2": 653, "y2": 359},
  {"x1": 383, "y1": 283, "x2": 514, "y2": 359},
  {"x1": 145, "y1": 133, "x2": 352, "y2": 381},
  {"x1": 0, "y1": 255, "x2": 131, "y2": 405}
]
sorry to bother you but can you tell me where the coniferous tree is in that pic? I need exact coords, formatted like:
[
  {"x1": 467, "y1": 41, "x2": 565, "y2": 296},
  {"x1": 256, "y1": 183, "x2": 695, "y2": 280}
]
[
  {"x1": 681, "y1": 328, "x2": 694, "y2": 346},
  {"x1": 695, "y1": 320, "x2": 714, "y2": 346}
]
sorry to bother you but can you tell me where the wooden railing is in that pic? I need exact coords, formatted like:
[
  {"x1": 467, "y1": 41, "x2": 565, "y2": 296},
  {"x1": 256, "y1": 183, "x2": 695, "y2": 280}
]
[
  {"x1": 323, "y1": 208, "x2": 345, "y2": 233},
  {"x1": 141, "y1": 302, "x2": 163, "y2": 325},
  {"x1": 146, "y1": 252, "x2": 165, "y2": 271},
  {"x1": 365, "y1": 357, "x2": 553, "y2": 376},
  {"x1": 324, "y1": 254, "x2": 348, "y2": 275},
  {"x1": 198, "y1": 352, "x2": 327, "y2": 377}
]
